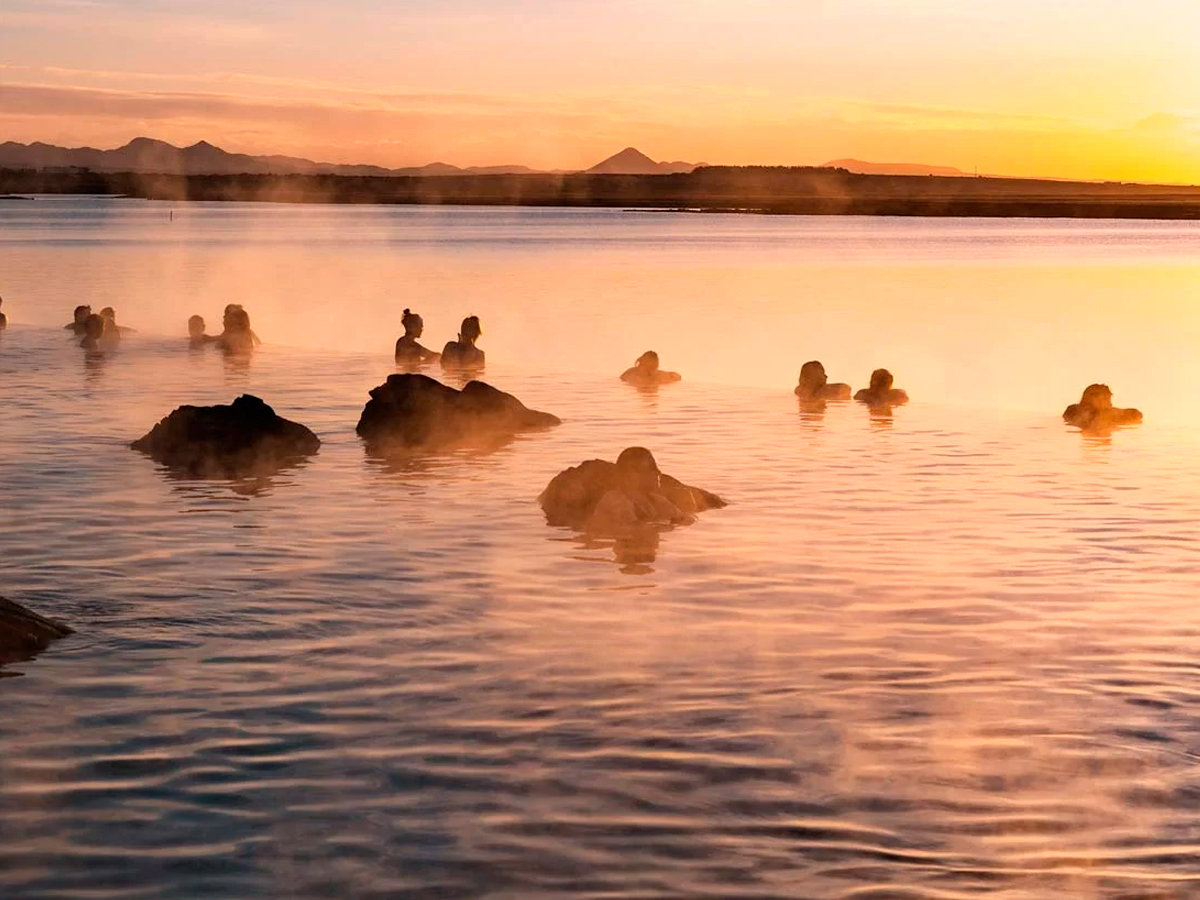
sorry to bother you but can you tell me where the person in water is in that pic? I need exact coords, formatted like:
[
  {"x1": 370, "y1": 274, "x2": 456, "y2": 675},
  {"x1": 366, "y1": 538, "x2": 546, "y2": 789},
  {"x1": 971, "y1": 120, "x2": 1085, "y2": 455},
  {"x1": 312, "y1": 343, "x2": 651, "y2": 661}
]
[
  {"x1": 441, "y1": 315, "x2": 484, "y2": 368},
  {"x1": 0, "y1": 296, "x2": 7, "y2": 331},
  {"x1": 620, "y1": 351, "x2": 681, "y2": 386},
  {"x1": 188, "y1": 315, "x2": 214, "y2": 347},
  {"x1": 794, "y1": 360, "x2": 850, "y2": 401},
  {"x1": 394, "y1": 308, "x2": 440, "y2": 365},
  {"x1": 854, "y1": 368, "x2": 909, "y2": 406},
  {"x1": 99, "y1": 307, "x2": 136, "y2": 338},
  {"x1": 65, "y1": 305, "x2": 91, "y2": 335},
  {"x1": 96, "y1": 307, "x2": 123, "y2": 348},
  {"x1": 217, "y1": 304, "x2": 261, "y2": 354},
  {"x1": 79, "y1": 313, "x2": 105, "y2": 351},
  {"x1": 1062, "y1": 384, "x2": 1142, "y2": 432}
]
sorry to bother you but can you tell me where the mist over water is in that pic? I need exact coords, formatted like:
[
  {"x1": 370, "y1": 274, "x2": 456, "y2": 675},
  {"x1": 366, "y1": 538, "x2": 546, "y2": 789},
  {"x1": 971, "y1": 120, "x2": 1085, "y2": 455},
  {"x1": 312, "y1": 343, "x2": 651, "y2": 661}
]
[
  {"x1": 3, "y1": 198, "x2": 1200, "y2": 419},
  {"x1": 4, "y1": 199, "x2": 1200, "y2": 898}
]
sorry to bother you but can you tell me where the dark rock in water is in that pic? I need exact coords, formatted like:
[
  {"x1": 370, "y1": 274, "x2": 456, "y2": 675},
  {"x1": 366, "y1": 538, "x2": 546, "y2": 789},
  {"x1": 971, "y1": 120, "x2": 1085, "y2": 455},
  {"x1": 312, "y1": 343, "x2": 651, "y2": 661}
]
[
  {"x1": 539, "y1": 447, "x2": 726, "y2": 534},
  {"x1": 131, "y1": 394, "x2": 320, "y2": 477},
  {"x1": 356, "y1": 373, "x2": 560, "y2": 450},
  {"x1": 0, "y1": 596, "x2": 71, "y2": 667}
]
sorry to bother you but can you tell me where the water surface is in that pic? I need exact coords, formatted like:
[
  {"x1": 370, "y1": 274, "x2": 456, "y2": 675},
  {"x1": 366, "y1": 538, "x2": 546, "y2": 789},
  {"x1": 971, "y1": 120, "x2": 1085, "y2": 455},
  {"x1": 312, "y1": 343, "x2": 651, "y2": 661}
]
[{"x1": 3, "y1": 201, "x2": 1200, "y2": 899}]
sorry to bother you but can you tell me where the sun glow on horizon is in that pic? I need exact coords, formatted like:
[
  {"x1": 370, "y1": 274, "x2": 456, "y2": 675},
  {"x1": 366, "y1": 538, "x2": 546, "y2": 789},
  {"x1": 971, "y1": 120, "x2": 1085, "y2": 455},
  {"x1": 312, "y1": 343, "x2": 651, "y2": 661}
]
[{"x1": 1, "y1": 0, "x2": 1197, "y2": 183}]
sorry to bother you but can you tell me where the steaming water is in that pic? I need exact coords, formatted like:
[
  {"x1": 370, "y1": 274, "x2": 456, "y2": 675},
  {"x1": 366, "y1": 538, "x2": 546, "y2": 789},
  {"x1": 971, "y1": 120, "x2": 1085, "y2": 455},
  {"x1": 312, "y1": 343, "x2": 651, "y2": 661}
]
[{"x1": 3, "y1": 199, "x2": 1200, "y2": 899}]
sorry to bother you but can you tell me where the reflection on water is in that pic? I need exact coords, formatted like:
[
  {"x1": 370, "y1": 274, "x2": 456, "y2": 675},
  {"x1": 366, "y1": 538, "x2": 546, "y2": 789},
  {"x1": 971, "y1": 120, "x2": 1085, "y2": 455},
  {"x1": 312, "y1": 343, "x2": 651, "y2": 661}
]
[{"x1": 2, "y1": 205, "x2": 1200, "y2": 898}]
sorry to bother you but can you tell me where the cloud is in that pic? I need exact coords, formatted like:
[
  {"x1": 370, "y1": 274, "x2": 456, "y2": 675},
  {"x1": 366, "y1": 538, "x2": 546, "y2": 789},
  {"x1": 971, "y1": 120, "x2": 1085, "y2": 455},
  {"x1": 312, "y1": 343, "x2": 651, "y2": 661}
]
[{"x1": 0, "y1": 3, "x2": 270, "y2": 45}]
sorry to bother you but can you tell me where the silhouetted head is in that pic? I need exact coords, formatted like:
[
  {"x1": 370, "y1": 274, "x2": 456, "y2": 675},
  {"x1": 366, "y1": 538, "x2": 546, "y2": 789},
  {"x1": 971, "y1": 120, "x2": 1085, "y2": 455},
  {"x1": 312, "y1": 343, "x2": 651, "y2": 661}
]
[
  {"x1": 635, "y1": 351, "x2": 660, "y2": 373},
  {"x1": 798, "y1": 360, "x2": 828, "y2": 390},
  {"x1": 188, "y1": 315, "x2": 206, "y2": 337},
  {"x1": 73, "y1": 305, "x2": 91, "y2": 325},
  {"x1": 1080, "y1": 383, "x2": 1113, "y2": 410},
  {"x1": 83, "y1": 313, "x2": 104, "y2": 340},
  {"x1": 402, "y1": 308, "x2": 424, "y2": 337},
  {"x1": 222, "y1": 304, "x2": 244, "y2": 331},
  {"x1": 100, "y1": 307, "x2": 116, "y2": 323},
  {"x1": 615, "y1": 446, "x2": 661, "y2": 493},
  {"x1": 459, "y1": 315, "x2": 482, "y2": 343},
  {"x1": 869, "y1": 368, "x2": 894, "y2": 392}
]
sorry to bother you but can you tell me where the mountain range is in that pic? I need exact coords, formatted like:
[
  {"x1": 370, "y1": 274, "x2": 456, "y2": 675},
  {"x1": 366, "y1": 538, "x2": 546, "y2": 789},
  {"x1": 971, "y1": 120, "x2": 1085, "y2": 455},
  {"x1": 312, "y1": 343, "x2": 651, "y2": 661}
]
[
  {"x1": 0, "y1": 137, "x2": 969, "y2": 179},
  {"x1": 0, "y1": 138, "x2": 706, "y2": 178}
]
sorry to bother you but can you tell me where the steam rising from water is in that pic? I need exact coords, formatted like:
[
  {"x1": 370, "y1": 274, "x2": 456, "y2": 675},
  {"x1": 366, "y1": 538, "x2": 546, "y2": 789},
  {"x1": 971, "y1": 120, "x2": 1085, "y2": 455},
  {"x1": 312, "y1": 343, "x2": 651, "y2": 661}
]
[{"x1": 3, "y1": 200, "x2": 1199, "y2": 425}]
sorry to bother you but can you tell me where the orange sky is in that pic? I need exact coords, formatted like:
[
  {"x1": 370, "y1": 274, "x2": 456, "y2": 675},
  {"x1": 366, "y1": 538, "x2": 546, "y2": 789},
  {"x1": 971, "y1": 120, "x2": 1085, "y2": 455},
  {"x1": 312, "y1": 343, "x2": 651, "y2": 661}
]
[{"x1": 1, "y1": 0, "x2": 1197, "y2": 181}]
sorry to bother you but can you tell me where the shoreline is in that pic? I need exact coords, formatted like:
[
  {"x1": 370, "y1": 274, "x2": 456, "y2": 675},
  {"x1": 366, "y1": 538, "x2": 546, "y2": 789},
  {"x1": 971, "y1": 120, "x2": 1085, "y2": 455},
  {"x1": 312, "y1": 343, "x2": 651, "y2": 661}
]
[{"x1": 3, "y1": 167, "x2": 1200, "y2": 220}]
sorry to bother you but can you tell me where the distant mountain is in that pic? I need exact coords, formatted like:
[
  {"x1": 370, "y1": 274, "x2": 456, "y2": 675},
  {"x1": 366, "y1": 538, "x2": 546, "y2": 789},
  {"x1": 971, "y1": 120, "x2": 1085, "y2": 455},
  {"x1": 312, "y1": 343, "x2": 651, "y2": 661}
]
[
  {"x1": 824, "y1": 158, "x2": 966, "y2": 177},
  {"x1": 586, "y1": 147, "x2": 703, "y2": 175},
  {"x1": 0, "y1": 138, "x2": 544, "y2": 177}
]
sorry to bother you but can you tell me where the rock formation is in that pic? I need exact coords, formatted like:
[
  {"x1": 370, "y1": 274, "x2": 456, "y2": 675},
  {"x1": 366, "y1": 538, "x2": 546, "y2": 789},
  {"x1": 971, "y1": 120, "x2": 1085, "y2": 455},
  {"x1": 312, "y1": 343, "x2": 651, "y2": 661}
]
[
  {"x1": 539, "y1": 447, "x2": 725, "y2": 535},
  {"x1": 355, "y1": 373, "x2": 560, "y2": 450},
  {"x1": 131, "y1": 394, "x2": 320, "y2": 477},
  {"x1": 0, "y1": 596, "x2": 72, "y2": 667}
]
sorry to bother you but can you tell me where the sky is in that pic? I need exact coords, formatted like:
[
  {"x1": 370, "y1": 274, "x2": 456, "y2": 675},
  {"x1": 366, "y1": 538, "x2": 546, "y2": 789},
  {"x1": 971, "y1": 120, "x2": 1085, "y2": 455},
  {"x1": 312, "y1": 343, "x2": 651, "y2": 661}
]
[{"x1": 1, "y1": 0, "x2": 1198, "y2": 181}]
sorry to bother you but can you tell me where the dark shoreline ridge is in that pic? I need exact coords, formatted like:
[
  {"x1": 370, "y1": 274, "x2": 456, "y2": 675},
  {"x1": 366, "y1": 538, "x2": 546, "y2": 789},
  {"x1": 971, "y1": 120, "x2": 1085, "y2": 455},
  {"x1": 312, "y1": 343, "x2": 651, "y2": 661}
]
[{"x1": 5, "y1": 166, "x2": 1200, "y2": 219}]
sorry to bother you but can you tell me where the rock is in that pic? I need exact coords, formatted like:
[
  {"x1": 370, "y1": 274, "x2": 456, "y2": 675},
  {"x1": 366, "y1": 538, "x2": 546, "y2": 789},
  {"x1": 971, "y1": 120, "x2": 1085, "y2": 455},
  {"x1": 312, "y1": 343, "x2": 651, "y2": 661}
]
[
  {"x1": 131, "y1": 394, "x2": 320, "y2": 477},
  {"x1": 539, "y1": 447, "x2": 726, "y2": 534},
  {"x1": 355, "y1": 373, "x2": 560, "y2": 450},
  {"x1": 0, "y1": 596, "x2": 71, "y2": 667}
]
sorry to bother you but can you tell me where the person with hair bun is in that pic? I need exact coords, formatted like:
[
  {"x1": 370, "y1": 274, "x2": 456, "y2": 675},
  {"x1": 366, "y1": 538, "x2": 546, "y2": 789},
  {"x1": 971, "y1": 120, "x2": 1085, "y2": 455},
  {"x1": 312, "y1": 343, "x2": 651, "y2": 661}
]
[
  {"x1": 441, "y1": 315, "x2": 485, "y2": 369},
  {"x1": 217, "y1": 304, "x2": 261, "y2": 355},
  {"x1": 394, "y1": 308, "x2": 440, "y2": 365},
  {"x1": 620, "y1": 350, "x2": 681, "y2": 387},
  {"x1": 794, "y1": 360, "x2": 850, "y2": 401}
]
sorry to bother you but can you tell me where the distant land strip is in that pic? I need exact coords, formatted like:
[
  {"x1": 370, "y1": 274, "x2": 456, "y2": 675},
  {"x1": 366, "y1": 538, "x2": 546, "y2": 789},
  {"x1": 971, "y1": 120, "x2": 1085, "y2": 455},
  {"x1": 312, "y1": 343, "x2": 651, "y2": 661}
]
[{"x1": 4, "y1": 167, "x2": 1200, "y2": 219}]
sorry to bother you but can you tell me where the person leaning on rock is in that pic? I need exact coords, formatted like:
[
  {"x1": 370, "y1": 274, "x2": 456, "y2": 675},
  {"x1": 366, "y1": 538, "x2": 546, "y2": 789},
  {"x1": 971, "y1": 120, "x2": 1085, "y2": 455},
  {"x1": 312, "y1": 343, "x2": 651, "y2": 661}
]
[
  {"x1": 1062, "y1": 383, "x2": 1142, "y2": 432},
  {"x1": 539, "y1": 446, "x2": 725, "y2": 536}
]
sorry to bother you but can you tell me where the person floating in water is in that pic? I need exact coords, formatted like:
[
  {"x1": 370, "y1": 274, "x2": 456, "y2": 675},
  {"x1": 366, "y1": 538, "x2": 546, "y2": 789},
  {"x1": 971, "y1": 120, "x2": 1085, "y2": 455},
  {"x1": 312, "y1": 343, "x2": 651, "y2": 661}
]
[
  {"x1": 65, "y1": 305, "x2": 91, "y2": 335},
  {"x1": 854, "y1": 368, "x2": 909, "y2": 406},
  {"x1": 1062, "y1": 384, "x2": 1142, "y2": 432},
  {"x1": 0, "y1": 295, "x2": 7, "y2": 331},
  {"x1": 217, "y1": 304, "x2": 261, "y2": 354},
  {"x1": 79, "y1": 313, "x2": 105, "y2": 351},
  {"x1": 188, "y1": 315, "x2": 214, "y2": 347},
  {"x1": 394, "y1": 308, "x2": 440, "y2": 365},
  {"x1": 794, "y1": 360, "x2": 850, "y2": 401},
  {"x1": 620, "y1": 351, "x2": 681, "y2": 387},
  {"x1": 441, "y1": 315, "x2": 484, "y2": 369}
]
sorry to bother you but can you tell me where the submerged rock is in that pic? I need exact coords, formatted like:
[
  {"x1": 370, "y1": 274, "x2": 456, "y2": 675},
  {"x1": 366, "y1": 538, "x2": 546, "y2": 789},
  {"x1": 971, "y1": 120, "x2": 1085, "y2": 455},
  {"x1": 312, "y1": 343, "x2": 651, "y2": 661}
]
[
  {"x1": 539, "y1": 446, "x2": 726, "y2": 535},
  {"x1": 355, "y1": 373, "x2": 560, "y2": 450},
  {"x1": 0, "y1": 596, "x2": 71, "y2": 667},
  {"x1": 131, "y1": 394, "x2": 320, "y2": 477}
]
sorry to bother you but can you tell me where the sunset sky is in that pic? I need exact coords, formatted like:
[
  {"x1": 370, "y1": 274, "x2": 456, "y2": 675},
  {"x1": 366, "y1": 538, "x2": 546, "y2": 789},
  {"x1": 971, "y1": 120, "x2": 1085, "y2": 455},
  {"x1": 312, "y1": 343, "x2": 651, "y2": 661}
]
[{"x1": 2, "y1": 0, "x2": 1198, "y2": 181}]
